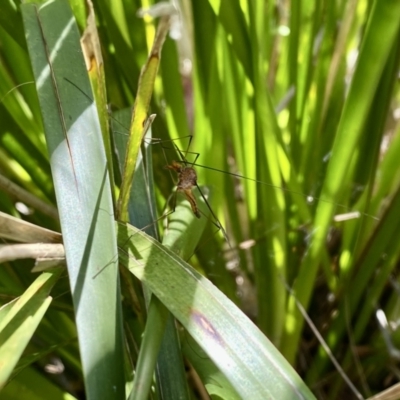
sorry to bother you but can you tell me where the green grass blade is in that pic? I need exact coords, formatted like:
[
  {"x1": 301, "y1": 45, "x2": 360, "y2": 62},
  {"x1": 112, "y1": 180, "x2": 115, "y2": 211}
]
[
  {"x1": 282, "y1": 0, "x2": 400, "y2": 363},
  {"x1": 21, "y1": 1, "x2": 124, "y2": 398},
  {"x1": 118, "y1": 221, "x2": 316, "y2": 399},
  {"x1": 129, "y1": 194, "x2": 209, "y2": 400},
  {"x1": 1, "y1": 366, "x2": 77, "y2": 400},
  {"x1": 0, "y1": 270, "x2": 61, "y2": 389},
  {"x1": 118, "y1": 16, "x2": 170, "y2": 222}
]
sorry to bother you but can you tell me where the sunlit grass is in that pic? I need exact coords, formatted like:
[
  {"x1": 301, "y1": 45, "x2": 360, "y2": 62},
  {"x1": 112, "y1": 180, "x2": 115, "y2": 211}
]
[{"x1": 1, "y1": 0, "x2": 400, "y2": 398}]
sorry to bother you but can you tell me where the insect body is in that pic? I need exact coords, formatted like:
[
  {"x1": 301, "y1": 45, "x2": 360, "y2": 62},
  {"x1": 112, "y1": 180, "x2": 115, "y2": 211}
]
[
  {"x1": 165, "y1": 160, "x2": 201, "y2": 218},
  {"x1": 165, "y1": 155, "x2": 231, "y2": 245}
]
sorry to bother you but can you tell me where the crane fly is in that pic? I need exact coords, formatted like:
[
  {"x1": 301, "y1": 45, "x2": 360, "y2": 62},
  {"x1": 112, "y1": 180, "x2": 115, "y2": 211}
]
[
  {"x1": 166, "y1": 160, "x2": 201, "y2": 218},
  {"x1": 92, "y1": 133, "x2": 232, "y2": 279},
  {"x1": 158, "y1": 135, "x2": 231, "y2": 246}
]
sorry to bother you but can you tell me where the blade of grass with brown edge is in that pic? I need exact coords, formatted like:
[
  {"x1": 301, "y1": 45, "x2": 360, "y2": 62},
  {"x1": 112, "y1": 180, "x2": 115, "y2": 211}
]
[{"x1": 117, "y1": 16, "x2": 171, "y2": 223}]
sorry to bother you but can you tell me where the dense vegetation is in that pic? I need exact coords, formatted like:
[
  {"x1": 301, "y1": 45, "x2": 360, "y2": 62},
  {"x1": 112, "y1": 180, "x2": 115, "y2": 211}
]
[{"x1": 1, "y1": 0, "x2": 400, "y2": 399}]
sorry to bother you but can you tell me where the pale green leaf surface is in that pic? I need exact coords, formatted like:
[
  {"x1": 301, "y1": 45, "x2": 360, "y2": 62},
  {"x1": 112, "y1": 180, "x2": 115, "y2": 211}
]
[
  {"x1": 21, "y1": 1, "x2": 124, "y2": 398},
  {"x1": 118, "y1": 222, "x2": 315, "y2": 399},
  {"x1": 183, "y1": 334, "x2": 241, "y2": 400}
]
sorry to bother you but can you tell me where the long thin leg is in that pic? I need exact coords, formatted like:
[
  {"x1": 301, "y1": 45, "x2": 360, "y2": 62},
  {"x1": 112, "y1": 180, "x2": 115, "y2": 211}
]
[{"x1": 195, "y1": 184, "x2": 230, "y2": 244}]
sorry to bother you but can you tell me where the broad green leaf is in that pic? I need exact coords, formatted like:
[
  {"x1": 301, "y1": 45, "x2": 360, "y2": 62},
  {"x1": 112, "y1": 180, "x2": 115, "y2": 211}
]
[
  {"x1": 21, "y1": 1, "x2": 124, "y2": 398},
  {"x1": 118, "y1": 221, "x2": 316, "y2": 399}
]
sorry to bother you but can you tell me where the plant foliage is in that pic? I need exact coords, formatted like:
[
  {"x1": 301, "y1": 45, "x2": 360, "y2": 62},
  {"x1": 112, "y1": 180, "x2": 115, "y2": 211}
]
[{"x1": 0, "y1": 0, "x2": 400, "y2": 399}]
